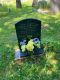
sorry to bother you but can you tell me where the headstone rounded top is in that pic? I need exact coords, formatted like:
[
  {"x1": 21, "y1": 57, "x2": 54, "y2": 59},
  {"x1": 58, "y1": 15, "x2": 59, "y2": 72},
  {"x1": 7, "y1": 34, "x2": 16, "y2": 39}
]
[{"x1": 15, "y1": 18, "x2": 41, "y2": 25}]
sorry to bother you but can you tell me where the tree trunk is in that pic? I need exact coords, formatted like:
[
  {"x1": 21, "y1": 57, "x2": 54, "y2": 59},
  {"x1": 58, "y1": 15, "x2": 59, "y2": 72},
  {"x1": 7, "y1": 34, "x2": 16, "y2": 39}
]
[
  {"x1": 32, "y1": 0, "x2": 38, "y2": 7},
  {"x1": 16, "y1": 0, "x2": 22, "y2": 8},
  {"x1": 50, "y1": 0, "x2": 60, "y2": 13}
]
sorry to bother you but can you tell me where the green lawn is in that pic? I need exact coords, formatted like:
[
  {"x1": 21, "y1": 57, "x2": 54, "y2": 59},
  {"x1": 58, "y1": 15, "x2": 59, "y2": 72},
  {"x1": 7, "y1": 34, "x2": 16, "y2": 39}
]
[{"x1": 0, "y1": 2, "x2": 60, "y2": 80}]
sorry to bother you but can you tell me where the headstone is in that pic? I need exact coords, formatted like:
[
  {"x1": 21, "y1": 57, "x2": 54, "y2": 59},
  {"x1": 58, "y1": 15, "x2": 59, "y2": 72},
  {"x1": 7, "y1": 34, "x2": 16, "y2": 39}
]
[
  {"x1": 0, "y1": 4, "x2": 2, "y2": 7},
  {"x1": 15, "y1": 18, "x2": 41, "y2": 49},
  {"x1": 7, "y1": 8, "x2": 11, "y2": 12}
]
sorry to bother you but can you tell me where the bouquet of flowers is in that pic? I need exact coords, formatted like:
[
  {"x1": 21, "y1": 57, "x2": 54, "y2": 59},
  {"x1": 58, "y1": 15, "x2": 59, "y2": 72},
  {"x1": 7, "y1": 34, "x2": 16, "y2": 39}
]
[{"x1": 20, "y1": 38, "x2": 40, "y2": 55}]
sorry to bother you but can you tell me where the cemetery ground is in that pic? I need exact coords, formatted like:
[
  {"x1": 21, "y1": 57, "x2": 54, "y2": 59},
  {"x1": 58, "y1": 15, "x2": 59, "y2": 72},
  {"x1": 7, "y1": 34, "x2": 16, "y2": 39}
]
[{"x1": 0, "y1": 3, "x2": 60, "y2": 80}]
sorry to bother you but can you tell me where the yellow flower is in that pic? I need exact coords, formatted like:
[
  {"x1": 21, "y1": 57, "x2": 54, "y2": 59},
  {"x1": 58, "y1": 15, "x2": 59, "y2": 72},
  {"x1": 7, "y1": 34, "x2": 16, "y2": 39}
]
[
  {"x1": 26, "y1": 44, "x2": 34, "y2": 51},
  {"x1": 36, "y1": 43, "x2": 40, "y2": 48},
  {"x1": 34, "y1": 42, "x2": 40, "y2": 48},
  {"x1": 26, "y1": 40, "x2": 34, "y2": 51},
  {"x1": 21, "y1": 45, "x2": 26, "y2": 52},
  {"x1": 28, "y1": 39, "x2": 34, "y2": 45}
]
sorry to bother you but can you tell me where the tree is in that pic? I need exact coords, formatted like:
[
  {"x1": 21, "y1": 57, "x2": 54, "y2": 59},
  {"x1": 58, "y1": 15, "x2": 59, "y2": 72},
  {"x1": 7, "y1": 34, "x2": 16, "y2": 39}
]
[
  {"x1": 32, "y1": 0, "x2": 38, "y2": 7},
  {"x1": 16, "y1": 0, "x2": 22, "y2": 8},
  {"x1": 50, "y1": 0, "x2": 60, "y2": 13}
]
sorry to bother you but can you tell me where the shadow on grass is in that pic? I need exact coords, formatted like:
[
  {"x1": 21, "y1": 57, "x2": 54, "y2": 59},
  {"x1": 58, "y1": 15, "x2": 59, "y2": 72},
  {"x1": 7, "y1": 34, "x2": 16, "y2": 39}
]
[{"x1": 0, "y1": 50, "x2": 60, "y2": 80}]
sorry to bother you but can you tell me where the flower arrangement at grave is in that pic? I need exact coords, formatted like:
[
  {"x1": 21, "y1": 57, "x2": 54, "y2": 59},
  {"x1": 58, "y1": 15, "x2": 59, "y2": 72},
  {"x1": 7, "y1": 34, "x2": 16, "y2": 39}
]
[{"x1": 20, "y1": 38, "x2": 40, "y2": 55}]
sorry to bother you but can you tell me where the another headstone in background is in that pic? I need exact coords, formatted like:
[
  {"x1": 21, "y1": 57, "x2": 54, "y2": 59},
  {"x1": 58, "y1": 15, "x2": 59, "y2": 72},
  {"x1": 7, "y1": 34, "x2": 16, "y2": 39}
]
[
  {"x1": 50, "y1": 0, "x2": 60, "y2": 13},
  {"x1": 7, "y1": 8, "x2": 11, "y2": 12},
  {"x1": 0, "y1": 4, "x2": 2, "y2": 7}
]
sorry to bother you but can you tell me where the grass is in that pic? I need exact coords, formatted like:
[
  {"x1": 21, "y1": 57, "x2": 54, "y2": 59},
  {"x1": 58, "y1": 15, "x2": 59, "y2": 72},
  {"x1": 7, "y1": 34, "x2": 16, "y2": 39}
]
[{"x1": 0, "y1": 1, "x2": 60, "y2": 80}]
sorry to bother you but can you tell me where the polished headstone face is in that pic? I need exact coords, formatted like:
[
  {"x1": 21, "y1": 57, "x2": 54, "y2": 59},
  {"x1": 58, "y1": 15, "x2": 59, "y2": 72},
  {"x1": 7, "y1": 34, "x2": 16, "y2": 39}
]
[{"x1": 15, "y1": 19, "x2": 41, "y2": 49}]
